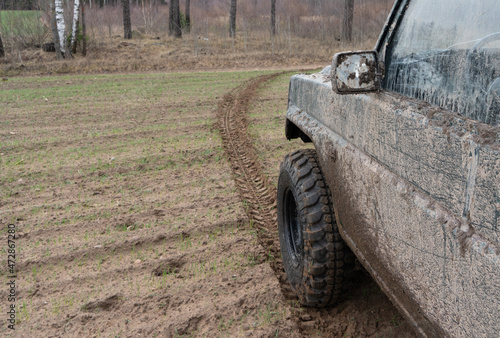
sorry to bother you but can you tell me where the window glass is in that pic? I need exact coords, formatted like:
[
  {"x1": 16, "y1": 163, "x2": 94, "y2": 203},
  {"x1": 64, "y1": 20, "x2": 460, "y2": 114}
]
[{"x1": 384, "y1": 0, "x2": 500, "y2": 125}]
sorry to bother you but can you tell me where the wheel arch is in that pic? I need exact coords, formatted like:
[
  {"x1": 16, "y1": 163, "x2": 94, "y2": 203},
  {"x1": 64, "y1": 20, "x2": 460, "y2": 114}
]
[{"x1": 285, "y1": 118, "x2": 312, "y2": 143}]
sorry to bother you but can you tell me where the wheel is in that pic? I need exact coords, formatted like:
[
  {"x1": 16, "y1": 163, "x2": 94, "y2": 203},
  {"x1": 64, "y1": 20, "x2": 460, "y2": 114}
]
[{"x1": 277, "y1": 149, "x2": 354, "y2": 307}]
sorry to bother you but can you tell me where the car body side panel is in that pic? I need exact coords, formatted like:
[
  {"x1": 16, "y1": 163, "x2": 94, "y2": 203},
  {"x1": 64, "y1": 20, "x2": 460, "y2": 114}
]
[
  {"x1": 289, "y1": 71, "x2": 500, "y2": 248},
  {"x1": 287, "y1": 71, "x2": 500, "y2": 337}
]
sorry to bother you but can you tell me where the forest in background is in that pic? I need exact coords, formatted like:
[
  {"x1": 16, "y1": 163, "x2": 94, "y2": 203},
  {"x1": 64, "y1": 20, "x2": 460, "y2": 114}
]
[{"x1": 0, "y1": 0, "x2": 394, "y2": 74}]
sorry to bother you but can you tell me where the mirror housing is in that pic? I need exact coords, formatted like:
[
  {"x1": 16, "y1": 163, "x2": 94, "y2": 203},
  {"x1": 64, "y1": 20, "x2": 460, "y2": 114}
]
[{"x1": 332, "y1": 51, "x2": 381, "y2": 94}]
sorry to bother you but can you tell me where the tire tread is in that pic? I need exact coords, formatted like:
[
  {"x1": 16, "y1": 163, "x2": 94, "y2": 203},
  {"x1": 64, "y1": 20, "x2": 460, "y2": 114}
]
[{"x1": 278, "y1": 149, "x2": 355, "y2": 307}]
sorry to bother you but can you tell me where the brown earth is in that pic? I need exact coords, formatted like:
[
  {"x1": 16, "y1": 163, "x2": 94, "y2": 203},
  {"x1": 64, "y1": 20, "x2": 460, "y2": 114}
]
[{"x1": 0, "y1": 71, "x2": 416, "y2": 337}]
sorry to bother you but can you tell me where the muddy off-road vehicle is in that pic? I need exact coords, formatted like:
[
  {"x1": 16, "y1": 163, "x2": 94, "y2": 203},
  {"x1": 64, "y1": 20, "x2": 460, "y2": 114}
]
[{"x1": 277, "y1": 0, "x2": 500, "y2": 336}]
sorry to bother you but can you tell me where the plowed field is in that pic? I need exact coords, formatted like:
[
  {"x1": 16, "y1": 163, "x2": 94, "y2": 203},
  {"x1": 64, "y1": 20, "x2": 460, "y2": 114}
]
[{"x1": 0, "y1": 71, "x2": 415, "y2": 337}]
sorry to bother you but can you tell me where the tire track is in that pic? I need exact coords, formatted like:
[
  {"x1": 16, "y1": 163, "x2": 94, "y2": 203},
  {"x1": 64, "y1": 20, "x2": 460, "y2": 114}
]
[
  {"x1": 216, "y1": 73, "x2": 297, "y2": 300},
  {"x1": 216, "y1": 74, "x2": 418, "y2": 337}
]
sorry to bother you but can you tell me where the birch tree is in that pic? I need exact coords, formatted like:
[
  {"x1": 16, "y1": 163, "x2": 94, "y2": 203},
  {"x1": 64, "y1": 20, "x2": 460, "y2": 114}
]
[
  {"x1": 50, "y1": 0, "x2": 63, "y2": 59},
  {"x1": 229, "y1": 0, "x2": 236, "y2": 38},
  {"x1": 70, "y1": 0, "x2": 81, "y2": 53},
  {"x1": 55, "y1": 0, "x2": 70, "y2": 58}
]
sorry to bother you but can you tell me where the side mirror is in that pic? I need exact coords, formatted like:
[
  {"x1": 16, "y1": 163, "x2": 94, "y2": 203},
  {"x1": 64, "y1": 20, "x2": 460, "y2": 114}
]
[{"x1": 332, "y1": 51, "x2": 381, "y2": 94}]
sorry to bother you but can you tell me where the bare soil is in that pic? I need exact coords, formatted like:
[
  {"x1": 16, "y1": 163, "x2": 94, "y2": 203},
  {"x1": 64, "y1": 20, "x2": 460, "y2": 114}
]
[{"x1": 0, "y1": 71, "x2": 416, "y2": 337}]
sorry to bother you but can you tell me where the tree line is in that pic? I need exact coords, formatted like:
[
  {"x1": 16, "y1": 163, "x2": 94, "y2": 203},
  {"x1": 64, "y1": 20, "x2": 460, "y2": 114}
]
[
  {"x1": 0, "y1": 0, "x2": 167, "y2": 10},
  {"x1": 133, "y1": 0, "x2": 354, "y2": 41},
  {"x1": 0, "y1": 0, "x2": 357, "y2": 60}
]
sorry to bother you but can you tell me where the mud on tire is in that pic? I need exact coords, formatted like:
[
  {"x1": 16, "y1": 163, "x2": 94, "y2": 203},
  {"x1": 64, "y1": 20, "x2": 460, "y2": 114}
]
[{"x1": 277, "y1": 149, "x2": 354, "y2": 307}]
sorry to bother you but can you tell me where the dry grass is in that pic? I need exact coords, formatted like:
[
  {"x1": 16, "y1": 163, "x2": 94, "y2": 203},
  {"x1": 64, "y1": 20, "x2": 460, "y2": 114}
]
[{"x1": 0, "y1": 30, "x2": 377, "y2": 77}]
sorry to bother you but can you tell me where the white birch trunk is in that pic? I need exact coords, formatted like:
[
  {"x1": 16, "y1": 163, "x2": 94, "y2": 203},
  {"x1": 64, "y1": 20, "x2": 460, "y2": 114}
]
[
  {"x1": 70, "y1": 0, "x2": 81, "y2": 51},
  {"x1": 50, "y1": 0, "x2": 62, "y2": 58},
  {"x1": 55, "y1": 0, "x2": 66, "y2": 55}
]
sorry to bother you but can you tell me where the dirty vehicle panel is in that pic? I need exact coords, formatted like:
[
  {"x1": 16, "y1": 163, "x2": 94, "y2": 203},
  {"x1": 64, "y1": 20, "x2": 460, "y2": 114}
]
[{"x1": 285, "y1": 0, "x2": 500, "y2": 336}]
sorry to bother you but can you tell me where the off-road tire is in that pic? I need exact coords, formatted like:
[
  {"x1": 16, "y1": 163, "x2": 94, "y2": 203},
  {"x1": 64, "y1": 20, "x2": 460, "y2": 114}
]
[{"x1": 277, "y1": 149, "x2": 354, "y2": 307}]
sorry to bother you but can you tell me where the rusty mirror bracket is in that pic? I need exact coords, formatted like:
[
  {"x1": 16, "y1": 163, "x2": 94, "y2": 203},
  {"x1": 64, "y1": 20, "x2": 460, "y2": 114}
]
[{"x1": 332, "y1": 51, "x2": 382, "y2": 94}]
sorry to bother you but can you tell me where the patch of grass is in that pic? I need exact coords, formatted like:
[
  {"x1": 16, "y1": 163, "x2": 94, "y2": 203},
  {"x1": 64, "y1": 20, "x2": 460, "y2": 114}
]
[
  {"x1": 256, "y1": 302, "x2": 287, "y2": 327},
  {"x1": 0, "y1": 10, "x2": 44, "y2": 34}
]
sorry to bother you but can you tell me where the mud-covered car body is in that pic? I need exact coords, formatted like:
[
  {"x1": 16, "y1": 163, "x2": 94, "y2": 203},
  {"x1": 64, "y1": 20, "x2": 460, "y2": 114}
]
[{"x1": 285, "y1": 0, "x2": 499, "y2": 336}]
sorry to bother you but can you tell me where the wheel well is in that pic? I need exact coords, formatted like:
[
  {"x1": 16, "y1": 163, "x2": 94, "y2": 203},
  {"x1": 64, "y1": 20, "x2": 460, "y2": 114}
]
[{"x1": 285, "y1": 119, "x2": 312, "y2": 143}]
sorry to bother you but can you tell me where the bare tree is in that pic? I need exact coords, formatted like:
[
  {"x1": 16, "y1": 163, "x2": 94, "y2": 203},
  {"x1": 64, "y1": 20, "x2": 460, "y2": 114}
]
[
  {"x1": 229, "y1": 0, "x2": 236, "y2": 38},
  {"x1": 0, "y1": 9, "x2": 3, "y2": 58},
  {"x1": 270, "y1": 0, "x2": 276, "y2": 36},
  {"x1": 168, "y1": 0, "x2": 173, "y2": 33},
  {"x1": 342, "y1": 0, "x2": 354, "y2": 41},
  {"x1": 82, "y1": 1, "x2": 87, "y2": 56},
  {"x1": 70, "y1": 0, "x2": 81, "y2": 53},
  {"x1": 185, "y1": 0, "x2": 190, "y2": 33},
  {"x1": 0, "y1": 30, "x2": 4, "y2": 58},
  {"x1": 122, "y1": 0, "x2": 132, "y2": 39},
  {"x1": 169, "y1": 0, "x2": 181, "y2": 38}
]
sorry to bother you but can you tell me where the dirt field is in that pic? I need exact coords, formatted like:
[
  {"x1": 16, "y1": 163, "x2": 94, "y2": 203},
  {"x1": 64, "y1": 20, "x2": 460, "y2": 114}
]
[{"x1": 0, "y1": 70, "x2": 416, "y2": 337}]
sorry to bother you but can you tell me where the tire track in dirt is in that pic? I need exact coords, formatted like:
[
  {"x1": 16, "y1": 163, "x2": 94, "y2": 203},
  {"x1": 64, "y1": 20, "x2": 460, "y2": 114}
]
[
  {"x1": 217, "y1": 74, "x2": 417, "y2": 337},
  {"x1": 216, "y1": 73, "x2": 300, "y2": 313},
  {"x1": 3, "y1": 72, "x2": 302, "y2": 337}
]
